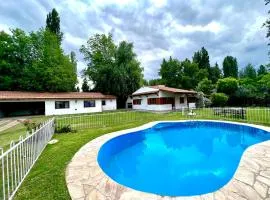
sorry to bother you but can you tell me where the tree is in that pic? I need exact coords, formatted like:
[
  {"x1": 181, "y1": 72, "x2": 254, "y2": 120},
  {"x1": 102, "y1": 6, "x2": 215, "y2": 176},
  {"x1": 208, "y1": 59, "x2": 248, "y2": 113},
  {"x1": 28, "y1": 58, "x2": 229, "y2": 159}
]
[
  {"x1": 211, "y1": 93, "x2": 228, "y2": 107},
  {"x1": 70, "y1": 51, "x2": 77, "y2": 74},
  {"x1": 196, "y1": 78, "x2": 214, "y2": 95},
  {"x1": 223, "y1": 56, "x2": 238, "y2": 78},
  {"x1": 148, "y1": 79, "x2": 164, "y2": 86},
  {"x1": 82, "y1": 78, "x2": 90, "y2": 92},
  {"x1": 192, "y1": 47, "x2": 210, "y2": 72},
  {"x1": 46, "y1": 8, "x2": 63, "y2": 42},
  {"x1": 20, "y1": 29, "x2": 77, "y2": 92},
  {"x1": 0, "y1": 29, "x2": 32, "y2": 90},
  {"x1": 209, "y1": 63, "x2": 222, "y2": 84},
  {"x1": 217, "y1": 77, "x2": 238, "y2": 95},
  {"x1": 240, "y1": 63, "x2": 257, "y2": 79},
  {"x1": 159, "y1": 57, "x2": 182, "y2": 88},
  {"x1": 257, "y1": 65, "x2": 268, "y2": 76},
  {"x1": 80, "y1": 33, "x2": 143, "y2": 107}
]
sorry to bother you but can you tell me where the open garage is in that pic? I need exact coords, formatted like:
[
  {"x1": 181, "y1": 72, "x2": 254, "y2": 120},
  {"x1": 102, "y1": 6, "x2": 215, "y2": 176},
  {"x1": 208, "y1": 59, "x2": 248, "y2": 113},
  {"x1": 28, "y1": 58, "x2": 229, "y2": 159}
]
[{"x1": 0, "y1": 101, "x2": 45, "y2": 117}]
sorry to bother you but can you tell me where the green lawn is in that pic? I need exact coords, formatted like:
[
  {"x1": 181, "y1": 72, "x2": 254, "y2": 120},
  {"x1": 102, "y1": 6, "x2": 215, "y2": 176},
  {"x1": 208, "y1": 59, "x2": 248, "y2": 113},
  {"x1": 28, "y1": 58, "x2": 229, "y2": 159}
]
[
  {"x1": 14, "y1": 112, "x2": 181, "y2": 200},
  {"x1": 1, "y1": 109, "x2": 269, "y2": 199},
  {"x1": 0, "y1": 116, "x2": 49, "y2": 151}
]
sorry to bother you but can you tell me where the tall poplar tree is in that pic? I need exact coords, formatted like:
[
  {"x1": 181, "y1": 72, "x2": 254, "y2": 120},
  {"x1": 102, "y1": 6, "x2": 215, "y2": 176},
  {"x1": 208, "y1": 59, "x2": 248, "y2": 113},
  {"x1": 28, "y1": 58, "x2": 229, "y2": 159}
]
[{"x1": 46, "y1": 8, "x2": 63, "y2": 42}]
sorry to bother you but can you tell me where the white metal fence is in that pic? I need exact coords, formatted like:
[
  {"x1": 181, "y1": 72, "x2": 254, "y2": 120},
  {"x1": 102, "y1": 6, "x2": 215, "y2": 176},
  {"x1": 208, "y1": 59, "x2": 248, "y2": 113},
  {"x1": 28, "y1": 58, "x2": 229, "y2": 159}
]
[
  {"x1": 55, "y1": 108, "x2": 270, "y2": 130},
  {"x1": 0, "y1": 118, "x2": 55, "y2": 200}
]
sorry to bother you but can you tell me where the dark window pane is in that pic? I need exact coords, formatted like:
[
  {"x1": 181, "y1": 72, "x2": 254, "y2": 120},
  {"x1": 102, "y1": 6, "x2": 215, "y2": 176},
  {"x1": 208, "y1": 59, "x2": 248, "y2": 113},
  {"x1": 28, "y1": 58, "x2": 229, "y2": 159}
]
[
  {"x1": 102, "y1": 100, "x2": 106, "y2": 106},
  {"x1": 84, "y1": 100, "x2": 95, "y2": 107},
  {"x1": 55, "y1": 101, "x2": 70, "y2": 109}
]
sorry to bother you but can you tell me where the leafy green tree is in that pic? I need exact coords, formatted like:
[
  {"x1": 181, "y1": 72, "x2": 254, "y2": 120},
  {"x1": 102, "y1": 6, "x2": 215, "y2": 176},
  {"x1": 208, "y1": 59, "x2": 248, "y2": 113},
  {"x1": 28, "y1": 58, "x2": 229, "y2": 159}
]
[
  {"x1": 159, "y1": 57, "x2": 183, "y2": 88},
  {"x1": 217, "y1": 77, "x2": 238, "y2": 95},
  {"x1": 196, "y1": 78, "x2": 214, "y2": 95},
  {"x1": 21, "y1": 29, "x2": 77, "y2": 92},
  {"x1": 257, "y1": 65, "x2": 268, "y2": 76},
  {"x1": 192, "y1": 47, "x2": 210, "y2": 72},
  {"x1": 239, "y1": 63, "x2": 257, "y2": 79},
  {"x1": 211, "y1": 93, "x2": 228, "y2": 107},
  {"x1": 223, "y1": 56, "x2": 238, "y2": 78},
  {"x1": 148, "y1": 79, "x2": 164, "y2": 86},
  {"x1": 0, "y1": 29, "x2": 33, "y2": 90},
  {"x1": 82, "y1": 78, "x2": 90, "y2": 92},
  {"x1": 70, "y1": 51, "x2": 77, "y2": 74},
  {"x1": 46, "y1": 8, "x2": 63, "y2": 42},
  {"x1": 80, "y1": 33, "x2": 143, "y2": 107},
  {"x1": 209, "y1": 63, "x2": 222, "y2": 84}
]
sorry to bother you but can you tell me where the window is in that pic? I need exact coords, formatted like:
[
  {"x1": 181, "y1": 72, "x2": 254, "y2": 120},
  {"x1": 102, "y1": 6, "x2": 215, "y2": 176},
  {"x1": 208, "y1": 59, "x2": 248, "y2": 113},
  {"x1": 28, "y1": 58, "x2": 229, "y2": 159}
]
[
  {"x1": 133, "y1": 99, "x2": 141, "y2": 105},
  {"x1": 84, "y1": 100, "x2": 95, "y2": 107},
  {"x1": 102, "y1": 100, "x2": 106, "y2": 106},
  {"x1": 147, "y1": 98, "x2": 174, "y2": 105},
  {"x1": 55, "y1": 101, "x2": 70, "y2": 109},
  {"x1": 148, "y1": 98, "x2": 158, "y2": 105},
  {"x1": 180, "y1": 97, "x2": 185, "y2": 104}
]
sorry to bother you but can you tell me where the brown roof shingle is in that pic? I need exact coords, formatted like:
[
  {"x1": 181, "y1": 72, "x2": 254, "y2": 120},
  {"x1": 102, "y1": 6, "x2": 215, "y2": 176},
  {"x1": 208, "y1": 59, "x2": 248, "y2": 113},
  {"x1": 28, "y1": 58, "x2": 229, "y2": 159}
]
[
  {"x1": 150, "y1": 85, "x2": 197, "y2": 94},
  {"x1": 0, "y1": 91, "x2": 116, "y2": 100}
]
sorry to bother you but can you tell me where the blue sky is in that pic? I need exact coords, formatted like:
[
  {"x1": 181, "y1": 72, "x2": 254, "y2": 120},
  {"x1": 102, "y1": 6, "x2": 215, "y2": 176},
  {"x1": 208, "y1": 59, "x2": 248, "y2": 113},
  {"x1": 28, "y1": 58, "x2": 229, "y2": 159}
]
[{"x1": 0, "y1": 0, "x2": 269, "y2": 80}]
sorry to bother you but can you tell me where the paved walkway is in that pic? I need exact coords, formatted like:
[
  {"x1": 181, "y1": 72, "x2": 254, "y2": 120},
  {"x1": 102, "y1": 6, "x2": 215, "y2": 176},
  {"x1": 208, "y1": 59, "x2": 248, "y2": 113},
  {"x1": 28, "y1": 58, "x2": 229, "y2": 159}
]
[
  {"x1": 66, "y1": 121, "x2": 270, "y2": 200},
  {"x1": 0, "y1": 119, "x2": 23, "y2": 132}
]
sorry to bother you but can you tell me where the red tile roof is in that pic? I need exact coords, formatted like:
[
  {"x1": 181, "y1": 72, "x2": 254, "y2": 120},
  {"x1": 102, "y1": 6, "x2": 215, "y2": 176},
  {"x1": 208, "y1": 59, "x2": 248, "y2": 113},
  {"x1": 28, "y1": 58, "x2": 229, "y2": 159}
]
[
  {"x1": 150, "y1": 85, "x2": 197, "y2": 94},
  {"x1": 0, "y1": 91, "x2": 116, "y2": 100}
]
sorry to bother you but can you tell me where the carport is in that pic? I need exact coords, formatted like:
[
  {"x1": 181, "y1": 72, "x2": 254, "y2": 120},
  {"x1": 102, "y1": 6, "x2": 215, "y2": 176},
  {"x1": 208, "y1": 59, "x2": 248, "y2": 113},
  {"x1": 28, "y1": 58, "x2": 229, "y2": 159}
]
[{"x1": 0, "y1": 101, "x2": 45, "y2": 117}]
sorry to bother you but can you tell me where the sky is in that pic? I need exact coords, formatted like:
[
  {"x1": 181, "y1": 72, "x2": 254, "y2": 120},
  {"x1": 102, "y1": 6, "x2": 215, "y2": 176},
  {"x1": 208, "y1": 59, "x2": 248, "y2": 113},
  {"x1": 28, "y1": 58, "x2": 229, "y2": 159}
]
[{"x1": 0, "y1": 0, "x2": 269, "y2": 80}]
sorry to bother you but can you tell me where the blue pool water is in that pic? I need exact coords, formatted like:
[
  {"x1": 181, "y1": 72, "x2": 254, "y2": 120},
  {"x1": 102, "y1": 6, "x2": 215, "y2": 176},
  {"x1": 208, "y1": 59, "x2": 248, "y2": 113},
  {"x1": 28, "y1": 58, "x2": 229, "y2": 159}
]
[{"x1": 97, "y1": 121, "x2": 270, "y2": 196}]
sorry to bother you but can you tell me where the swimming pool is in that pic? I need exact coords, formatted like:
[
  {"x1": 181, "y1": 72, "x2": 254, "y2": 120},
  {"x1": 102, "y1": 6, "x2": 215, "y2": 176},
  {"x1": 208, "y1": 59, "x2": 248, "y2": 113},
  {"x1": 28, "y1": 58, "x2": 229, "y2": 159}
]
[{"x1": 97, "y1": 121, "x2": 270, "y2": 196}]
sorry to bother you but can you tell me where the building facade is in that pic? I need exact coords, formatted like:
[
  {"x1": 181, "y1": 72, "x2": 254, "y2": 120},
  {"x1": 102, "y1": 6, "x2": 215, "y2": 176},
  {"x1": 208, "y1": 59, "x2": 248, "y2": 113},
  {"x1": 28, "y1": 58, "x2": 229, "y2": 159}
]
[
  {"x1": 0, "y1": 91, "x2": 117, "y2": 117},
  {"x1": 131, "y1": 85, "x2": 197, "y2": 111}
]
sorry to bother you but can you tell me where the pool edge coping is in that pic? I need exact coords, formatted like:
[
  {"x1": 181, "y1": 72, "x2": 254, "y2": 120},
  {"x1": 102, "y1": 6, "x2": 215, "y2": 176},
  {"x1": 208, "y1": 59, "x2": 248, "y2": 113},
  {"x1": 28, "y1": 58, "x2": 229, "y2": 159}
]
[{"x1": 66, "y1": 120, "x2": 270, "y2": 200}]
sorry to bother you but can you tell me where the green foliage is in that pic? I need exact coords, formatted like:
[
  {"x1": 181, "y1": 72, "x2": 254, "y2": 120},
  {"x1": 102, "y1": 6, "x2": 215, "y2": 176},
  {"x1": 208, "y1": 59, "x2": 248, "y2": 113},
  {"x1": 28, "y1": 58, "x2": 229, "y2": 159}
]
[
  {"x1": 210, "y1": 93, "x2": 229, "y2": 107},
  {"x1": 82, "y1": 78, "x2": 90, "y2": 92},
  {"x1": 55, "y1": 125, "x2": 75, "y2": 133},
  {"x1": 22, "y1": 119, "x2": 41, "y2": 132},
  {"x1": 80, "y1": 33, "x2": 143, "y2": 107},
  {"x1": 20, "y1": 29, "x2": 77, "y2": 92},
  {"x1": 159, "y1": 57, "x2": 208, "y2": 89},
  {"x1": 257, "y1": 65, "x2": 268, "y2": 76},
  {"x1": 209, "y1": 63, "x2": 222, "y2": 84},
  {"x1": 196, "y1": 78, "x2": 214, "y2": 95},
  {"x1": 223, "y1": 56, "x2": 238, "y2": 78},
  {"x1": 217, "y1": 77, "x2": 238, "y2": 95},
  {"x1": 239, "y1": 63, "x2": 257, "y2": 79},
  {"x1": 192, "y1": 47, "x2": 210, "y2": 72},
  {"x1": 46, "y1": 8, "x2": 63, "y2": 42},
  {"x1": 148, "y1": 79, "x2": 164, "y2": 86}
]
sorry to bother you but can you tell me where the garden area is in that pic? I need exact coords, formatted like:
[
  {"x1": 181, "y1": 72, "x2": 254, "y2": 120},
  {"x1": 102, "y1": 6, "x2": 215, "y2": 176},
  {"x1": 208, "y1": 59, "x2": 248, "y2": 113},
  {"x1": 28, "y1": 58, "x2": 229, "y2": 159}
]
[{"x1": 0, "y1": 108, "x2": 269, "y2": 199}]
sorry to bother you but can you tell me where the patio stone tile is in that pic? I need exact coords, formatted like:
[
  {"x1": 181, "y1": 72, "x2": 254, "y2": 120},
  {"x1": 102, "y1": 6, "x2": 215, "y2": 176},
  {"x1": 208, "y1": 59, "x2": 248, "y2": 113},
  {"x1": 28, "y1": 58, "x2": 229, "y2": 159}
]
[
  {"x1": 234, "y1": 168, "x2": 255, "y2": 186},
  {"x1": 257, "y1": 175, "x2": 270, "y2": 186},
  {"x1": 254, "y1": 181, "x2": 268, "y2": 198}
]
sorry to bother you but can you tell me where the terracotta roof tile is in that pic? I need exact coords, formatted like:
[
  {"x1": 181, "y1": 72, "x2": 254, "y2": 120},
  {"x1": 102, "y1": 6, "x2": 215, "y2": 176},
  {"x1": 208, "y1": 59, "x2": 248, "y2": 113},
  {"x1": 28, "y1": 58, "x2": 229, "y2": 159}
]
[
  {"x1": 149, "y1": 85, "x2": 197, "y2": 94},
  {"x1": 0, "y1": 91, "x2": 116, "y2": 100}
]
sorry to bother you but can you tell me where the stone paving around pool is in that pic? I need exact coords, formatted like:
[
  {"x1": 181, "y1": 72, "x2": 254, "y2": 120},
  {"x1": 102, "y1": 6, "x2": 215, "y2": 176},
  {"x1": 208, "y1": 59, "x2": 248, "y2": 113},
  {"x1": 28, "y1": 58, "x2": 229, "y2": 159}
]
[{"x1": 66, "y1": 121, "x2": 270, "y2": 200}]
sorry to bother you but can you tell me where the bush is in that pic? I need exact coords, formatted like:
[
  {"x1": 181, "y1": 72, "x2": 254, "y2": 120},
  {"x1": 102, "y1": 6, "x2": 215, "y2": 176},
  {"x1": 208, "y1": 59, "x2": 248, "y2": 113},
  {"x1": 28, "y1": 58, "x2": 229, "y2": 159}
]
[
  {"x1": 217, "y1": 77, "x2": 238, "y2": 95},
  {"x1": 55, "y1": 125, "x2": 76, "y2": 133},
  {"x1": 211, "y1": 93, "x2": 228, "y2": 107},
  {"x1": 21, "y1": 120, "x2": 41, "y2": 132}
]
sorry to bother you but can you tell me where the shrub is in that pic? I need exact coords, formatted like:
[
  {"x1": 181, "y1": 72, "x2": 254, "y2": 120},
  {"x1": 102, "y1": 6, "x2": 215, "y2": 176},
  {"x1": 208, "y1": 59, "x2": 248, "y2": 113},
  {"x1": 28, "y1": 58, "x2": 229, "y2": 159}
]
[
  {"x1": 21, "y1": 120, "x2": 40, "y2": 132},
  {"x1": 217, "y1": 77, "x2": 238, "y2": 95},
  {"x1": 211, "y1": 93, "x2": 228, "y2": 107},
  {"x1": 55, "y1": 125, "x2": 76, "y2": 133}
]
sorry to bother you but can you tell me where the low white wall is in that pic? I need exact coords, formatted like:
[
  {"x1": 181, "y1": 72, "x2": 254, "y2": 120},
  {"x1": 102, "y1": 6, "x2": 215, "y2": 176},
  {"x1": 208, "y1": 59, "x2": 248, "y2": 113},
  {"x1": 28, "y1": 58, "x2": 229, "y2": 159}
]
[
  {"x1": 45, "y1": 99, "x2": 102, "y2": 116},
  {"x1": 102, "y1": 99, "x2": 117, "y2": 111}
]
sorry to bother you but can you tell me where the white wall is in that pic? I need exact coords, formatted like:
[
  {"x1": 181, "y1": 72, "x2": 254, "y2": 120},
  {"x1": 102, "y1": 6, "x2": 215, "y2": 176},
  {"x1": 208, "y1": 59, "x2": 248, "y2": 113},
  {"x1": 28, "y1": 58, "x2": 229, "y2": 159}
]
[
  {"x1": 102, "y1": 99, "x2": 117, "y2": 111},
  {"x1": 132, "y1": 91, "x2": 189, "y2": 111},
  {"x1": 45, "y1": 99, "x2": 104, "y2": 116}
]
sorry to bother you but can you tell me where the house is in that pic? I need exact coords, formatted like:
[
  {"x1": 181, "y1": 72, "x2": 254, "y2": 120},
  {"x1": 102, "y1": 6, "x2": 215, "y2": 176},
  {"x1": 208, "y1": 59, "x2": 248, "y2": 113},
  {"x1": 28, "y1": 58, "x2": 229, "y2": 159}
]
[
  {"x1": 130, "y1": 85, "x2": 197, "y2": 111},
  {"x1": 0, "y1": 91, "x2": 117, "y2": 117}
]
